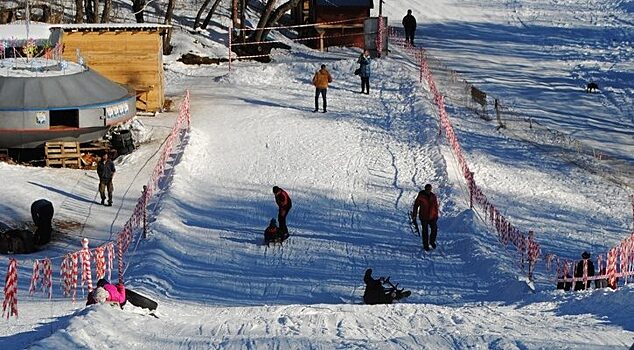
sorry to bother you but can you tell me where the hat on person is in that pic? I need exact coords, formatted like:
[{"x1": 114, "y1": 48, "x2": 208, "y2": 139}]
[
  {"x1": 581, "y1": 251, "x2": 591, "y2": 259},
  {"x1": 365, "y1": 268, "x2": 373, "y2": 277},
  {"x1": 96, "y1": 278, "x2": 108, "y2": 288},
  {"x1": 269, "y1": 218, "x2": 277, "y2": 226},
  {"x1": 94, "y1": 287, "x2": 109, "y2": 304}
]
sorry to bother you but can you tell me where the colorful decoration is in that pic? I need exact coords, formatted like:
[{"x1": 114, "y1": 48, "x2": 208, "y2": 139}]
[{"x1": 23, "y1": 38, "x2": 37, "y2": 59}]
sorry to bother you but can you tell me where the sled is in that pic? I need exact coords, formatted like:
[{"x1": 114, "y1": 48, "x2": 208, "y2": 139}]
[
  {"x1": 264, "y1": 232, "x2": 289, "y2": 247},
  {"x1": 407, "y1": 212, "x2": 420, "y2": 236},
  {"x1": 384, "y1": 277, "x2": 411, "y2": 301},
  {"x1": 126, "y1": 288, "x2": 158, "y2": 311}
]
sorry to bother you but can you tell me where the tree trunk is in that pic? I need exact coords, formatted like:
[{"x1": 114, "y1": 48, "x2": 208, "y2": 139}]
[
  {"x1": 74, "y1": 0, "x2": 84, "y2": 23},
  {"x1": 132, "y1": 0, "x2": 145, "y2": 23},
  {"x1": 194, "y1": 0, "x2": 212, "y2": 29},
  {"x1": 252, "y1": 0, "x2": 277, "y2": 42},
  {"x1": 163, "y1": 0, "x2": 176, "y2": 55},
  {"x1": 101, "y1": 0, "x2": 112, "y2": 23},
  {"x1": 84, "y1": 0, "x2": 93, "y2": 22},
  {"x1": 201, "y1": 0, "x2": 223, "y2": 30},
  {"x1": 255, "y1": 0, "x2": 300, "y2": 42},
  {"x1": 231, "y1": 0, "x2": 239, "y2": 29},
  {"x1": 92, "y1": 0, "x2": 100, "y2": 23}
]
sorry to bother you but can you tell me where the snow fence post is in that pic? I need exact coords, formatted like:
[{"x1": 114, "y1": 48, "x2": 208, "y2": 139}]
[
  {"x1": 81, "y1": 238, "x2": 93, "y2": 292},
  {"x1": 142, "y1": 185, "x2": 148, "y2": 239}
]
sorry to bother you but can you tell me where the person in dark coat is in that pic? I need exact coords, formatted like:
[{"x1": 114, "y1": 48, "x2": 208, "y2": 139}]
[
  {"x1": 412, "y1": 184, "x2": 440, "y2": 251},
  {"x1": 97, "y1": 152, "x2": 116, "y2": 206},
  {"x1": 273, "y1": 186, "x2": 292, "y2": 236},
  {"x1": 357, "y1": 50, "x2": 371, "y2": 94},
  {"x1": 573, "y1": 251, "x2": 595, "y2": 291},
  {"x1": 31, "y1": 199, "x2": 54, "y2": 245},
  {"x1": 363, "y1": 269, "x2": 394, "y2": 305},
  {"x1": 402, "y1": 9, "x2": 417, "y2": 46}
]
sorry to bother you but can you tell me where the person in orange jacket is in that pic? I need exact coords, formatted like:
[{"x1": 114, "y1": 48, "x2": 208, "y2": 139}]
[
  {"x1": 312, "y1": 64, "x2": 333, "y2": 113},
  {"x1": 273, "y1": 186, "x2": 293, "y2": 236},
  {"x1": 412, "y1": 184, "x2": 439, "y2": 251}
]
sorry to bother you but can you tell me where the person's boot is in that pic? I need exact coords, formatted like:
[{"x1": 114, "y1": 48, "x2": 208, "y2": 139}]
[
  {"x1": 107, "y1": 199, "x2": 113, "y2": 207},
  {"x1": 101, "y1": 198, "x2": 105, "y2": 205}
]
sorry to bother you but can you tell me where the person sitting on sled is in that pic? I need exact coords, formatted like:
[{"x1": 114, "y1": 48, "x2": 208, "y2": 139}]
[
  {"x1": 363, "y1": 268, "x2": 396, "y2": 305},
  {"x1": 264, "y1": 218, "x2": 288, "y2": 245}
]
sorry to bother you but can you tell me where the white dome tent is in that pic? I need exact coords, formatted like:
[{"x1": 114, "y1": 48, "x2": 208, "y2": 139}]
[{"x1": 0, "y1": 23, "x2": 136, "y2": 149}]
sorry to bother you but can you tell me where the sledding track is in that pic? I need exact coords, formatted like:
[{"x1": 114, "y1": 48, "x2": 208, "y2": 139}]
[{"x1": 122, "y1": 54, "x2": 520, "y2": 308}]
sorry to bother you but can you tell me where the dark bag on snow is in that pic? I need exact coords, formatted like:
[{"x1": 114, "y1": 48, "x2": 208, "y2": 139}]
[{"x1": 354, "y1": 68, "x2": 361, "y2": 75}]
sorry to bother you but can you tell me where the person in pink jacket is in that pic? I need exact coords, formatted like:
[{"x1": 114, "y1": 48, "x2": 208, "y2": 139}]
[
  {"x1": 87, "y1": 278, "x2": 126, "y2": 306},
  {"x1": 97, "y1": 278, "x2": 126, "y2": 304}
]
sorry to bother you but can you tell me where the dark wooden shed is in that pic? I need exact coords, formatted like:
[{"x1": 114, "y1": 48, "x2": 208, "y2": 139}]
[{"x1": 292, "y1": 0, "x2": 373, "y2": 49}]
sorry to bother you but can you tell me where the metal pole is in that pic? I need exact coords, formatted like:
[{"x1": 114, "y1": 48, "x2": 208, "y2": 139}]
[{"x1": 228, "y1": 25, "x2": 232, "y2": 71}]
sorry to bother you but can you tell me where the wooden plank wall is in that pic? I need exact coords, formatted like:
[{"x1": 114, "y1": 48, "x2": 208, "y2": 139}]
[{"x1": 61, "y1": 30, "x2": 165, "y2": 112}]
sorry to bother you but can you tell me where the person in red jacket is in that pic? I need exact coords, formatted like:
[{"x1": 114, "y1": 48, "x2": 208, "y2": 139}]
[
  {"x1": 273, "y1": 186, "x2": 292, "y2": 236},
  {"x1": 412, "y1": 184, "x2": 439, "y2": 251}
]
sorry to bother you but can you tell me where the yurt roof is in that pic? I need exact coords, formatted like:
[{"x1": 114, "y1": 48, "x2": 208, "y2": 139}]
[{"x1": 0, "y1": 59, "x2": 132, "y2": 111}]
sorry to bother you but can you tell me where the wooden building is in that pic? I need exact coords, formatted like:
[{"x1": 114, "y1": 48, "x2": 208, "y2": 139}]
[
  {"x1": 292, "y1": 0, "x2": 373, "y2": 49},
  {"x1": 52, "y1": 23, "x2": 170, "y2": 113}
]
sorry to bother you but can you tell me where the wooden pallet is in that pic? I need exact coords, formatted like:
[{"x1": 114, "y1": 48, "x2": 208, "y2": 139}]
[{"x1": 45, "y1": 141, "x2": 81, "y2": 168}]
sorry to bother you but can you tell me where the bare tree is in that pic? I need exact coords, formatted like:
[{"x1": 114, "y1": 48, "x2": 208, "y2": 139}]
[
  {"x1": 231, "y1": 0, "x2": 239, "y2": 28},
  {"x1": 163, "y1": 0, "x2": 176, "y2": 54},
  {"x1": 200, "y1": 0, "x2": 223, "y2": 30},
  {"x1": 101, "y1": 0, "x2": 112, "y2": 23},
  {"x1": 84, "y1": 0, "x2": 93, "y2": 22},
  {"x1": 132, "y1": 0, "x2": 145, "y2": 23},
  {"x1": 92, "y1": 0, "x2": 100, "y2": 23},
  {"x1": 193, "y1": 0, "x2": 212, "y2": 29},
  {"x1": 251, "y1": 0, "x2": 277, "y2": 42},
  {"x1": 252, "y1": 0, "x2": 301, "y2": 43},
  {"x1": 74, "y1": 0, "x2": 84, "y2": 23}
]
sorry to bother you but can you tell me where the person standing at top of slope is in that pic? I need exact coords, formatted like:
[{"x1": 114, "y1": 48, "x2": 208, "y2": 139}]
[
  {"x1": 312, "y1": 64, "x2": 333, "y2": 113},
  {"x1": 412, "y1": 184, "x2": 439, "y2": 251},
  {"x1": 357, "y1": 49, "x2": 371, "y2": 94},
  {"x1": 273, "y1": 186, "x2": 292, "y2": 237},
  {"x1": 97, "y1": 152, "x2": 116, "y2": 206},
  {"x1": 402, "y1": 9, "x2": 417, "y2": 46}
]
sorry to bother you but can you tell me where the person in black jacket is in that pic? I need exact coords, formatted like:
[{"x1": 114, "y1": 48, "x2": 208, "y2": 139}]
[
  {"x1": 97, "y1": 152, "x2": 116, "y2": 206},
  {"x1": 573, "y1": 251, "x2": 595, "y2": 291},
  {"x1": 363, "y1": 269, "x2": 395, "y2": 305},
  {"x1": 357, "y1": 50, "x2": 371, "y2": 94},
  {"x1": 402, "y1": 9, "x2": 417, "y2": 46}
]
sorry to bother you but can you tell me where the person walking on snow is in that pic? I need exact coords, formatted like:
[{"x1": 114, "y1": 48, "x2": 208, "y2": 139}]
[
  {"x1": 312, "y1": 64, "x2": 333, "y2": 113},
  {"x1": 412, "y1": 184, "x2": 439, "y2": 251},
  {"x1": 357, "y1": 50, "x2": 371, "y2": 94},
  {"x1": 273, "y1": 186, "x2": 292, "y2": 236},
  {"x1": 402, "y1": 9, "x2": 417, "y2": 46},
  {"x1": 97, "y1": 152, "x2": 116, "y2": 206}
]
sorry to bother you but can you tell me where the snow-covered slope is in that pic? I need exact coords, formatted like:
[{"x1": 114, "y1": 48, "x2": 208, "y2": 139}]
[{"x1": 1, "y1": 0, "x2": 633, "y2": 349}]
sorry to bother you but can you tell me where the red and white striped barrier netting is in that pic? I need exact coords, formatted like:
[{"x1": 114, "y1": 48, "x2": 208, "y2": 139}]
[
  {"x1": 387, "y1": 27, "x2": 634, "y2": 289},
  {"x1": 1, "y1": 90, "x2": 191, "y2": 319}
]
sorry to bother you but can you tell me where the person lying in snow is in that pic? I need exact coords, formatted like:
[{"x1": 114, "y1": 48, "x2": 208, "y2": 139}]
[
  {"x1": 362, "y1": 269, "x2": 411, "y2": 304},
  {"x1": 86, "y1": 278, "x2": 126, "y2": 306}
]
